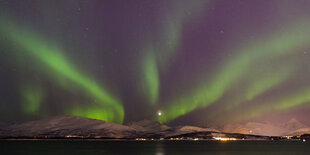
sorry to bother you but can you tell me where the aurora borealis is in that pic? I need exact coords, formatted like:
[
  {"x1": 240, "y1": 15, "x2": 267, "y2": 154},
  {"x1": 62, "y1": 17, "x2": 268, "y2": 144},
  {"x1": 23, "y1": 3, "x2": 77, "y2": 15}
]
[{"x1": 1, "y1": 0, "x2": 310, "y2": 126}]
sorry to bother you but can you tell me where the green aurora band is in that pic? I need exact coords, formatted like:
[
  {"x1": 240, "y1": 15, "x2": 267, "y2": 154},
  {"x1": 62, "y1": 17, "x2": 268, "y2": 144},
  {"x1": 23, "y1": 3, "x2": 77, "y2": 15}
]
[
  {"x1": 141, "y1": 0, "x2": 210, "y2": 105},
  {"x1": 224, "y1": 59, "x2": 296, "y2": 111},
  {"x1": 0, "y1": 19, "x2": 124, "y2": 123},
  {"x1": 142, "y1": 51, "x2": 159, "y2": 105},
  {"x1": 244, "y1": 68, "x2": 292, "y2": 101},
  {"x1": 158, "y1": 20, "x2": 310, "y2": 123},
  {"x1": 205, "y1": 59, "x2": 298, "y2": 121},
  {"x1": 231, "y1": 88, "x2": 310, "y2": 123}
]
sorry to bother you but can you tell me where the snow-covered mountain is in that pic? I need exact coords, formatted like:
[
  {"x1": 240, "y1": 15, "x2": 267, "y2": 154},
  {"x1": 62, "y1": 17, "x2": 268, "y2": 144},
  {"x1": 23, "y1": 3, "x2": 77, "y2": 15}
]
[
  {"x1": 128, "y1": 120, "x2": 171, "y2": 132},
  {"x1": 0, "y1": 116, "x2": 137, "y2": 138},
  {"x1": 1, "y1": 116, "x2": 309, "y2": 139},
  {"x1": 222, "y1": 118, "x2": 310, "y2": 136},
  {"x1": 0, "y1": 116, "x2": 223, "y2": 139},
  {"x1": 164, "y1": 125, "x2": 219, "y2": 138},
  {"x1": 127, "y1": 120, "x2": 171, "y2": 138}
]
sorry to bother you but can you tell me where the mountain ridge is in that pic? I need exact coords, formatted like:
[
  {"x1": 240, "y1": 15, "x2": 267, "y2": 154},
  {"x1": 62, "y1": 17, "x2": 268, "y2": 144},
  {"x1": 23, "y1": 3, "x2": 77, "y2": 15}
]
[{"x1": 0, "y1": 116, "x2": 308, "y2": 139}]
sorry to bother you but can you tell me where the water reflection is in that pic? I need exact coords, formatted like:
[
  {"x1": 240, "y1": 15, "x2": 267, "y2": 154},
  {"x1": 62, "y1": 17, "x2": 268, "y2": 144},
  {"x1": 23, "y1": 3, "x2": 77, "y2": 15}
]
[
  {"x1": 155, "y1": 141, "x2": 165, "y2": 155},
  {"x1": 1, "y1": 140, "x2": 310, "y2": 154}
]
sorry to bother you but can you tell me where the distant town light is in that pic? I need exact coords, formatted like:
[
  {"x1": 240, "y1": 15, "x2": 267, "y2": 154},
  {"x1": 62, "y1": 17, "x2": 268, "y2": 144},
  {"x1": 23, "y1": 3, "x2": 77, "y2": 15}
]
[{"x1": 213, "y1": 137, "x2": 237, "y2": 141}]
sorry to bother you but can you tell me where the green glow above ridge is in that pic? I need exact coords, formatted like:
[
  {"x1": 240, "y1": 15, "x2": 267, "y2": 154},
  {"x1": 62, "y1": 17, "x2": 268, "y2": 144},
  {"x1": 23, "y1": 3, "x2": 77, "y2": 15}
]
[
  {"x1": 20, "y1": 87, "x2": 44, "y2": 115},
  {"x1": 70, "y1": 105, "x2": 118, "y2": 123},
  {"x1": 0, "y1": 18, "x2": 124, "y2": 123},
  {"x1": 158, "y1": 20, "x2": 310, "y2": 123}
]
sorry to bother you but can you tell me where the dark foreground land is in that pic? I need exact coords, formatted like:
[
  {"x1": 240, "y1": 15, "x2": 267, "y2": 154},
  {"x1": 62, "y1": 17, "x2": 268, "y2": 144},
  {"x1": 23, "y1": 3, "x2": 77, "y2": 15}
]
[{"x1": 1, "y1": 140, "x2": 310, "y2": 155}]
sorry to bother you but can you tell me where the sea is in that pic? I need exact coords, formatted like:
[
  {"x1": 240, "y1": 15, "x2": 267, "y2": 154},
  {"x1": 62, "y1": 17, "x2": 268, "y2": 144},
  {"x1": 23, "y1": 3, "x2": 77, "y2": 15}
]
[{"x1": 1, "y1": 140, "x2": 310, "y2": 155}]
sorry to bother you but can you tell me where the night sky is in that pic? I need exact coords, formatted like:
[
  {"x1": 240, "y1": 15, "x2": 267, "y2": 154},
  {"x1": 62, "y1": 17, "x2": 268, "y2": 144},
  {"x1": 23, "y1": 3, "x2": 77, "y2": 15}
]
[{"x1": 1, "y1": 0, "x2": 310, "y2": 126}]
